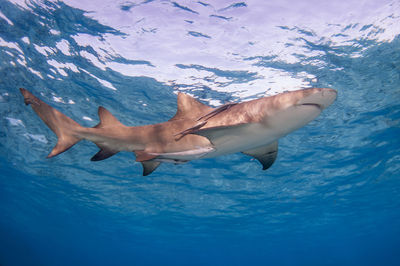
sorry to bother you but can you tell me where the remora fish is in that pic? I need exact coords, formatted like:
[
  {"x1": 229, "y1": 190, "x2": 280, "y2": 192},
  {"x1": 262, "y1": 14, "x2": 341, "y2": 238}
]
[{"x1": 20, "y1": 87, "x2": 337, "y2": 175}]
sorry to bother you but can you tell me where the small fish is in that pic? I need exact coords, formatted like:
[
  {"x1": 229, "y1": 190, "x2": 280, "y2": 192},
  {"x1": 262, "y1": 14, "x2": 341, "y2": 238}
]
[{"x1": 20, "y1": 87, "x2": 337, "y2": 175}]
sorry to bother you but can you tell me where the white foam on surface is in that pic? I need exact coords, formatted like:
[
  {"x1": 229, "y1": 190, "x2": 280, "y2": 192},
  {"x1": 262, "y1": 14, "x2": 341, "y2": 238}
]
[
  {"x1": 23, "y1": 133, "x2": 48, "y2": 144},
  {"x1": 34, "y1": 44, "x2": 55, "y2": 56},
  {"x1": 80, "y1": 69, "x2": 117, "y2": 91},
  {"x1": 56, "y1": 39, "x2": 71, "y2": 55},
  {"x1": 47, "y1": 59, "x2": 80, "y2": 76},
  {"x1": 28, "y1": 67, "x2": 43, "y2": 79},
  {"x1": 0, "y1": 10, "x2": 14, "y2": 25},
  {"x1": 58, "y1": 0, "x2": 399, "y2": 99},
  {"x1": 0, "y1": 36, "x2": 24, "y2": 54},
  {"x1": 6, "y1": 117, "x2": 25, "y2": 127},
  {"x1": 21, "y1": 36, "x2": 30, "y2": 44},
  {"x1": 6, "y1": 0, "x2": 400, "y2": 101}
]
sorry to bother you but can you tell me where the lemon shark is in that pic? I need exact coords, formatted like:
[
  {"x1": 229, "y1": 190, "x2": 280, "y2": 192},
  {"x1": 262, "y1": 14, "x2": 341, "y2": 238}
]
[{"x1": 20, "y1": 87, "x2": 337, "y2": 176}]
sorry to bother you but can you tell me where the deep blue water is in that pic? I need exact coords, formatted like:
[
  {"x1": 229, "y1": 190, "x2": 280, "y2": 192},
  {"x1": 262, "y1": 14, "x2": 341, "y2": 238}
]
[{"x1": 1, "y1": 0, "x2": 400, "y2": 265}]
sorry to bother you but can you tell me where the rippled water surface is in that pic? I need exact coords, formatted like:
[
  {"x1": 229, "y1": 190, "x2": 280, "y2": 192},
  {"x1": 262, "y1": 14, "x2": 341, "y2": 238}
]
[{"x1": 1, "y1": 0, "x2": 400, "y2": 265}]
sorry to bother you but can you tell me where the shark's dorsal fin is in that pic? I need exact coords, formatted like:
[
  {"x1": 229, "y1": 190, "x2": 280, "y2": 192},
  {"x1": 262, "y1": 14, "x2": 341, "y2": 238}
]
[
  {"x1": 242, "y1": 141, "x2": 278, "y2": 170},
  {"x1": 95, "y1": 107, "x2": 124, "y2": 128},
  {"x1": 169, "y1": 93, "x2": 213, "y2": 121},
  {"x1": 141, "y1": 161, "x2": 161, "y2": 176}
]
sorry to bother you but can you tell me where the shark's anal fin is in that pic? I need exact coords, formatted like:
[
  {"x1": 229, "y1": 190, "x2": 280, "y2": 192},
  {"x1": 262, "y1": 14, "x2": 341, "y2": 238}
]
[
  {"x1": 141, "y1": 161, "x2": 161, "y2": 176},
  {"x1": 91, "y1": 148, "x2": 118, "y2": 161},
  {"x1": 242, "y1": 141, "x2": 278, "y2": 170}
]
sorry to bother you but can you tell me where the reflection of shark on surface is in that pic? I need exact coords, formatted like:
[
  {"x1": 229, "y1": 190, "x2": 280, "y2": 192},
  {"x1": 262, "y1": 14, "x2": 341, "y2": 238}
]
[{"x1": 20, "y1": 87, "x2": 337, "y2": 176}]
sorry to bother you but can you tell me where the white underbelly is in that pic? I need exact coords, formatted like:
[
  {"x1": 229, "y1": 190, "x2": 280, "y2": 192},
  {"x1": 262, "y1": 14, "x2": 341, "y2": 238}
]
[
  {"x1": 150, "y1": 146, "x2": 215, "y2": 162},
  {"x1": 150, "y1": 123, "x2": 281, "y2": 162},
  {"x1": 202, "y1": 123, "x2": 279, "y2": 158}
]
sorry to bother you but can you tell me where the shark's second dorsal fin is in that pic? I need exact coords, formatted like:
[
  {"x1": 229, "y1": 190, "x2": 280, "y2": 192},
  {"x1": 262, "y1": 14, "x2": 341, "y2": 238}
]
[
  {"x1": 95, "y1": 107, "x2": 124, "y2": 128},
  {"x1": 169, "y1": 93, "x2": 213, "y2": 121}
]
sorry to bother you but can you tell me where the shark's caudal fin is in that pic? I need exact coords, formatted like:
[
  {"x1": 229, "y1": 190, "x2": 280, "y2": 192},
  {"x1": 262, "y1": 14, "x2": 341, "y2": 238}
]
[{"x1": 20, "y1": 88, "x2": 83, "y2": 158}]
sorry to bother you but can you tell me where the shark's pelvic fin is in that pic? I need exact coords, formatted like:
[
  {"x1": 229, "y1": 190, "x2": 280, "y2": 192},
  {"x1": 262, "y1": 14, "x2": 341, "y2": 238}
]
[
  {"x1": 91, "y1": 148, "x2": 118, "y2": 161},
  {"x1": 20, "y1": 88, "x2": 83, "y2": 158},
  {"x1": 242, "y1": 141, "x2": 278, "y2": 170},
  {"x1": 169, "y1": 92, "x2": 213, "y2": 121},
  {"x1": 141, "y1": 161, "x2": 161, "y2": 176},
  {"x1": 135, "y1": 150, "x2": 161, "y2": 175},
  {"x1": 134, "y1": 150, "x2": 157, "y2": 162}
]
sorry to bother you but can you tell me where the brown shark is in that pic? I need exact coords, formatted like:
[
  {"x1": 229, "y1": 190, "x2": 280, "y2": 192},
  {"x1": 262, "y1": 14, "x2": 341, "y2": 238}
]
[{"x1": 20, "y1": 87, "x2": 337, "y2": 175}]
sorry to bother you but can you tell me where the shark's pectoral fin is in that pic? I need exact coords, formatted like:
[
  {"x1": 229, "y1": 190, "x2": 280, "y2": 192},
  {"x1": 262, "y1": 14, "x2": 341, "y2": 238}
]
[
  {"x1": 141, "y1": 161, "x2": 161, "y2": 176},
  {"x1": 242, "y1": 141, "x2": 278, "y2": 170},
  {"x1": 190, "y1": 124, "x2": 247, "y2": 146},
  {"x1": 91, "y1": 148, "x2": 118, "y2": 161}
]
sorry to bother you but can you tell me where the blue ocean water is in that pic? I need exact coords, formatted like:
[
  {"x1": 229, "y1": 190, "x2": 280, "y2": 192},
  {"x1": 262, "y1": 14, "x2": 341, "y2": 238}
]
[{"x1": 1, "y1": 0, "x2": 400, "y2": 265}]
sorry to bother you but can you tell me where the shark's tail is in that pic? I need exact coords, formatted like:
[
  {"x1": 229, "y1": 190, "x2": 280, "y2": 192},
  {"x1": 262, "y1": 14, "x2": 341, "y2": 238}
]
[{"x1": 20, "y1": 88, "x2": 83, "y2": 158}]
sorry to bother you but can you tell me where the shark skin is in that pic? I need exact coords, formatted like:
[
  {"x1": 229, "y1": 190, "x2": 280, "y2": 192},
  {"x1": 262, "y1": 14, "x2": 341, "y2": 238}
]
[{"x1": 20, "y1": 87, "x2": 337, "y2": 175}]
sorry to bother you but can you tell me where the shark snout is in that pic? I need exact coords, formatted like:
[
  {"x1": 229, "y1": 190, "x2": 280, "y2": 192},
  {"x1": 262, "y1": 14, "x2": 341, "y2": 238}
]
[{"x1": 297, "y1": 88, "x2": 337, "y2": 110}]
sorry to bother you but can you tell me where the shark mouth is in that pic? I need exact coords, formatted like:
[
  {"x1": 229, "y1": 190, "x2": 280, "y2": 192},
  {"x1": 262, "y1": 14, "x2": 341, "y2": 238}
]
[{"x1": 298, "y1": 103, "x2": 322, "y2": 110}]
